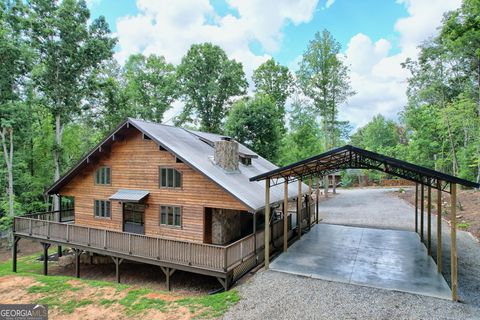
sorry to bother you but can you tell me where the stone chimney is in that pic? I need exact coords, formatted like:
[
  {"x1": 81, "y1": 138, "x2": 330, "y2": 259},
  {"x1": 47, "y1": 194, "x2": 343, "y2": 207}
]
[{"x1": 214, "y1": 137, "x2": 239, "y2": 172}]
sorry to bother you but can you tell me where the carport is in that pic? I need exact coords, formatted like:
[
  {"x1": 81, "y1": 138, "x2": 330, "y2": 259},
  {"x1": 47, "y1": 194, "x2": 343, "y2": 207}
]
[{"x1": 249, "y1": 145, "x2": 479, "y2": 301}]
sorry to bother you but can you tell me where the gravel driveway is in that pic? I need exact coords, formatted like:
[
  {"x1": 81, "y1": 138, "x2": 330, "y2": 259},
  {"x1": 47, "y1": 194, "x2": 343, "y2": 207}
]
[{"x1": 224, "y1": 188, "x2": 480, "y2": 320}]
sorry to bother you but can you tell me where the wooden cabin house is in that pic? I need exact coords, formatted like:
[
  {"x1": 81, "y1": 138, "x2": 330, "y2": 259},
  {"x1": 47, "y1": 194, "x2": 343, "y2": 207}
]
[{"x1": 13, "y1": 118, "x2": 312, "y2": 290}]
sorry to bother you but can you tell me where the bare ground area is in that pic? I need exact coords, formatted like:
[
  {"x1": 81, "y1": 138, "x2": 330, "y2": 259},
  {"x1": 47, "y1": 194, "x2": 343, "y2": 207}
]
[{"x1": 394, "y1": 188, "x2": 480, "y2": 240}]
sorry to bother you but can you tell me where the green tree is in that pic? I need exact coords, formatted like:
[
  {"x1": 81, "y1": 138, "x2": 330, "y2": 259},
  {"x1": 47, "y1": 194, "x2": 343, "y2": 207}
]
[
  {"x1": 124, "y1": 54, "x2": 178, "y2": 123},
  {"x1": 351, "y1": 115, "x2": 401, "y2": 156},
  {"x1": 225, "y1": 95, "x2": 282, "y2": 162},
  {"x1": 176, "y1": 43, "x2": 247, "y2": 133},
  {"x1": 278, "y1": 97, "x2": 323, "y2": 165},
  {"x1": 253, "y1": 58, "x2": 294, "y2": 122},
  {"x1": 297, "y1": 29, "x2": 354, "y2": 150},
  {"x1": 28, "y1": 0, "x2": 116, "y2": 209}
]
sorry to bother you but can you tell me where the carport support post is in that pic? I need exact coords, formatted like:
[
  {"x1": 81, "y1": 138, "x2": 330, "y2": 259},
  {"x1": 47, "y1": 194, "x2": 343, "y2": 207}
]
[
  {"x1": 450, "y1": 183, "x2": 458, "y2": 301},
  {"x1": 264, "y1": 178, "x2": 270, "y2": 270},
  {"x1": 308, "y1": 177, "x2": 312, "y2": 229},
  {"x1": 297, "y1": 179, "x2": 302, "y2": 240},
  {"x1": 420, "y1": 184, "x2": 424, "y2": 243},
  {"x1": 316, "y1": 176, "x2": 320, "y2": 224},
  {"x1": 436, "y1": 181, "x2": 442, "y2": 273},
  {"x1": 283, "y1": 180, "x2": 288, "y2": 252},
  {"x1": 415, "y1": 183, "x2": 418, "y2": 233},
  {"x1": 427, "y1": 186, "x2": 432, "y2": 255}
]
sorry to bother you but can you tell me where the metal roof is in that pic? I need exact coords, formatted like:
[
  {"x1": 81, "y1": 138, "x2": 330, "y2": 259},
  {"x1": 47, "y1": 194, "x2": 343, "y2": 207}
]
[
  {"x1": 249, "y1": 145, "x2": 480, "y2": 192},
  {"x1": 46, "y1": 118, "x2": 308, "y2": 211},
  {"x1": 109, "y1": 189, "x2": 149, "y2": 202}
]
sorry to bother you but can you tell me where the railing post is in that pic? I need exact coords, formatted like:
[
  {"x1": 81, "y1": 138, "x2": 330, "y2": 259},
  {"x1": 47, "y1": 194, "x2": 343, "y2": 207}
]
[
  {"x1": 87, "y1": 228, "x2": 91, "y2": 246},
  {"x1": 29, "y1": 219, "x2": 32, "y2": 236},
  {"x1": 66, "y1": 224, "x2": 70, "y2": 243},
  {"x1": 188, "y1": 242, "x2": 192, "y2": 266},
  {"x1": 104, "y1": 229, "x2": 107, "y2": 249},
  {"x1": 47, "y1": 222, "x2": 50, "y2": 239},
  {"x1": 240, "y1": 241, "x2": 244, "y2": 262},
  {"x1": 128, "y1": 234, "x2": 132, "y2": 254},
  {"x1": 156, "y1": 238, "x2": 160, "y2": 260},
  {"x1": 224, "y1": 247, "x2": 228, "y2": 272}
]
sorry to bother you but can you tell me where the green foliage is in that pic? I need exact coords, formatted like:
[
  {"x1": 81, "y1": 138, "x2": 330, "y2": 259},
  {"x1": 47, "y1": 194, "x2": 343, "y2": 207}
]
[
  {"x1": 297, "y1": 29, "x2": 353, "y2": 149},
  {"x1": 351, "y1": 115, "x2": 401, "y2": 156},
  {"x1": 176, "y1": 43, "x2": 248, "y2": 133},
  {"x1": 253, "y1": 58, "x2": 294, "y2": 125},
  {"x1": 225, "y1": 94, "x2": 282, "y2": 162},
  {"x1": 176, "y1": 290, "x2": 240, "y2": 318}
]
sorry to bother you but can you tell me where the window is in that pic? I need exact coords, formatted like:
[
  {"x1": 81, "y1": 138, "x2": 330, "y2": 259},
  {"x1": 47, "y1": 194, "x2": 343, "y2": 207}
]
[
  {"x1": 94, "y1": 200, "x2": 111, "y2": 218},
  {"x1": 95, "y1": 167, "x2": 111, "y2": 185},
  {"x1": 160, "y1": 168, "x2": 182, "y2": 188},
  {"x1": 240, "y1": 156, "x2": 252, "y2": 166},
  {"x1": 160, "y1": 206, "x2": 181, "y2": 227}
]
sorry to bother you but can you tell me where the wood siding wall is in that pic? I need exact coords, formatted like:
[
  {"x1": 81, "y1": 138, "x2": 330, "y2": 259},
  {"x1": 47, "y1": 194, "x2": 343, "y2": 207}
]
[{"x1": 59, "y1": 128, "x2": 249, "y2": 242}]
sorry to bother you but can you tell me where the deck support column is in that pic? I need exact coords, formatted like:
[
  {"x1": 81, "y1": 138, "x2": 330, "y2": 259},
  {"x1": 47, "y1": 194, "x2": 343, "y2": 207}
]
[
  {"x1": 283, "y1": 180, "x2": 288, "y2": 252},
  {"x1": 264, "y1": 178, "x2": 270, "y2": 270},
  {"x1": 427, "y1": 186, "x2": 432, "y2": 255},
  {"x1": 450, "y1": 183, "x2": 458, "y2": 301},
  {"x1": 297, "y1": 179, "x2": 302, "y2": 240},
  {"x1": 161, "y1": 266, "x2": 176, "y2": 291},
  {"x1": 420, "y1": 184, "x2": 424, "y2": 243},
  {"x1": 41, "y1": 242, "x2": 51, "y2": 276},
  {"x1": 216, "y1": 275, "x2": 231, "y2": 291},
  {"x1": 436, "y1": 181, "x2": 442, "y2": 273},
  {"x1": 415, "y1": 183, "x2": 418, "y2": 233},
  {"x1": 12, "y1": 236, "x2": 20, "y2": 273},
  {"x1": 316, "y1": 176, "x2": 320, "y2": 224},
  {"x1": 75, "y1": 249, "x2": 81, "y2": 278},
  {"x1": 111, "y1": 257, "x2": 124, "y2": 283}
]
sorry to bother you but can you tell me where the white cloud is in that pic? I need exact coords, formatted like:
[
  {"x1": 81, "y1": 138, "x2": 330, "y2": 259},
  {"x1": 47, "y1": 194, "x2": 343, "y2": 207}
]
[{"x1": 340, "y1": 0, "x2": 462, "y2": 130}]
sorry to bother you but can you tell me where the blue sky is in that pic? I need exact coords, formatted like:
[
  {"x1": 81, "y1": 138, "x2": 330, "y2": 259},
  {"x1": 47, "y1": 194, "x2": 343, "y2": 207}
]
[{"x1": 87, "y1": 0, "x2": 461, "y2": 128}]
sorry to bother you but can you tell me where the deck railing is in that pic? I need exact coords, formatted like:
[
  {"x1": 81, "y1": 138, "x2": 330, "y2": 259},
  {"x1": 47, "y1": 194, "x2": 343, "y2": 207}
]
[
  {"x1": 13, "y1": 215, "x2": 257, "y2": 273},
  {"x1": 23, "y1": 209, "x2": 75, "y2": 223}
]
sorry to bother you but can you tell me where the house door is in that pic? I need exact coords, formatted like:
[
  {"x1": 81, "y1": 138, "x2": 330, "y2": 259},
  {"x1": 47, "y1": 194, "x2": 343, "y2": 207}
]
[{"x1": 123, "y1": 203, "x2": 145, "y2": 234}]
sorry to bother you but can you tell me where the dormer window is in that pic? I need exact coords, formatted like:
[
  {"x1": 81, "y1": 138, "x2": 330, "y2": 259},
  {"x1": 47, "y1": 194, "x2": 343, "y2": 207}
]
[
  {"x1": 240, "y1": 156, "x2": 252, "y2": 166},
  {"x1": 95, "y1": 166, "x2": 111, "y2": 185}
]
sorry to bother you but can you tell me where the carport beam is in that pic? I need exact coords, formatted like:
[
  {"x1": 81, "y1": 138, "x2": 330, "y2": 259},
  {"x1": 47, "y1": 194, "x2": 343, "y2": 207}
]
[
  {"x1": 450, "y1": 183, "x2": 458, "y2": 301},
  {"x1": 427, "y1": 186, "x2": 432, "y2": 255},
  {"x1": 297, "y1": 179, "x2": 302, "y2": 240},
  {"x1": 436, "y1": 181, "x2": 442, "y2": 273},
  {"x1": 264, "y1": 178, "x2": 271, "y2": 270},
  {"x1": 283, "y1": 181, "x2": 288, "y2": 252},
  {"x1": 316, "y1": 176, "x2": 320, "y2": 224}
]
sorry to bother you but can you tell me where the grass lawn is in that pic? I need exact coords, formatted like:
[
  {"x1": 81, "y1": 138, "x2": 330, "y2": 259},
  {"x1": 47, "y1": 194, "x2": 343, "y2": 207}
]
[{"x1": 0, "y1": 251, "x2": 240, "y2": 319}]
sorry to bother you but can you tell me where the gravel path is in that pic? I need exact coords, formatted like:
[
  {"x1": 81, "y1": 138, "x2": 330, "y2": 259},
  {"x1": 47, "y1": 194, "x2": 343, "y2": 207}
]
[{"x1": 224, "y1": 188, "x2": 480, "y2": 320}]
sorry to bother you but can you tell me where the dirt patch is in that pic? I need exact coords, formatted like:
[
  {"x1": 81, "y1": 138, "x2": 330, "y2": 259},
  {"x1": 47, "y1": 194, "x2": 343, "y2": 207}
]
[
  {"x1": 393, "y1": 188, "x2": 480, "y2": 240},
  {"x1": 145, "y1": 292, "x2": 182, "y2": 302},
  {"x1": 0, "y1": 275, "x2": 41, "y2": 304},
  {"x1": 0, "y1": 239, "x2": 43, "y2": 262}
]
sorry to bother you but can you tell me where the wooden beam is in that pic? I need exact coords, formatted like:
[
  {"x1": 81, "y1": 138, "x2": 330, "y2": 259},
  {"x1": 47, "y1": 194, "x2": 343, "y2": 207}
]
[
  {"x1": 75, "y1": 249, "x2": 81, "y2": 278},
  {"x1": 41, "y1": 243, "x2": 51, "y2": 276},
  {"x1": 450, "y1": 183, "x2": 458, "y2": 301},
  {"x1": 420, "y1": 184, "x2": 424, "y2": 243},
  {"x1": 283, "y1": 181, "x2": 288, "y2": 252},
  {"x1": 427, "y1": 186, "x2": 432, "y2": 255},
  {"x1": 297, "y1": 179, "x2": 302, "y2": 240},
  {"x1": 264, "y1": 178, "x2": 270, "y2": 270},
  {"x1": 415, "y1": 183, "x2": 418, "y2": 233},
  {"x1": 161, "y1": 266, "x2": 176, "y2": 291},
  {"x1": 112, "y1": 257, "x2": 124, "y2": 283},
  {"x1": 437, "y1": 181, "x2": 442, "y2": 273},
  {"x1": 316, "y1": 176, "x2": 320, "y2": 224}
]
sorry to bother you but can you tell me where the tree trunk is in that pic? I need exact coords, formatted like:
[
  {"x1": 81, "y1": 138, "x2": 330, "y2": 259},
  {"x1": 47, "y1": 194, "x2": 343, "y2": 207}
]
[
  {"x1": 1, "y1": 128, "x2": 15, "y2": 221},
  {"x1": 445, "y1": 117, "x2": 459, "y2": 176},
  {"x1": 53, "y1": 114, "x2": 63, "y2": 212}
]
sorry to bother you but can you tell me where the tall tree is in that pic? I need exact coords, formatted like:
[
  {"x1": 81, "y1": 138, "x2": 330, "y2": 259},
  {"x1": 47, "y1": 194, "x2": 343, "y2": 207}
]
[
  {"x1": 297, "y1": 29, "x2": 354, "y2": 151},
  {"x1": 253, "y1": 58, "x2": 294, "y2": 123},
  {"x1": 351, "y1": 115, "x2": 401, "y2": 156},
  {"x1": 225, "y1": 94, "x2": 282, "y2": 162},
  {"x1": 28, "y1": 0, "x2": 116, "y2": 209},
  {"x1": 124, "y1": 54, "x2": 178, "y2": 123},
  {"x1": 0, "y1": 0, "x2": 31, "y2": 223},
  {"x1": 176, "y1": 43, "x2": 247, "y2": 133}
]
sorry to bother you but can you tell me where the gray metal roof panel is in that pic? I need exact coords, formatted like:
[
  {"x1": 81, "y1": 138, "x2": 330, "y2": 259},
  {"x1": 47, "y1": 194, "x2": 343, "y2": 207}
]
[{"x1": 109, "y1": 189, "x2": 150, "y2": 202}]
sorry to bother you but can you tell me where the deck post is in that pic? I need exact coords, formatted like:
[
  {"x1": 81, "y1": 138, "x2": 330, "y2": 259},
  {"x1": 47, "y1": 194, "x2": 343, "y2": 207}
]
[
  {"x1": 450, "y1": 183, "x2": 458, "y2": 301},
  {"x1": 75, "y1": 249, "x2": 81, "y2": 278},
  {"x1": 415, "y1": 183, "x2": 418, "y2": 233},
  {"x1": 436, "y1": 181, "x2": 442, "y2": 273},
  {"x1": 161, "y1": 266, "x2": 176, "y2": 291},
  {"x1": 41, "y1": 242, "x2": 50, "y2": 276},
  {"x1": 283, "y1": 180, "x2": 288, "y2": 252},
  {"x1": 12, "y1": 236, "x2": 19, "y2": 272},
  {"x1": 420, "y1": 184, "x2": 424, "y2": 243},
  {"x1": 316, "y1": 176, "x2": 320, "y2": 224},
  {"x1": 112, "y1": 257, "x2": 124, "y2": 283},
  {"x1": 297, "y1": 179, "x2": 302, "y2": 240},
  {"x1": 58, "y1": 246, "x2": 62, "y2": 258},
  {"x1": 264, "y1": 178, "x2": 270, "y2": 270},
  {"x1": 427, "y1": 186, "x2": 432, "y2": 255}
]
